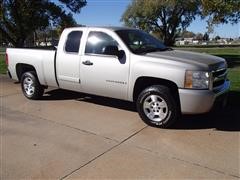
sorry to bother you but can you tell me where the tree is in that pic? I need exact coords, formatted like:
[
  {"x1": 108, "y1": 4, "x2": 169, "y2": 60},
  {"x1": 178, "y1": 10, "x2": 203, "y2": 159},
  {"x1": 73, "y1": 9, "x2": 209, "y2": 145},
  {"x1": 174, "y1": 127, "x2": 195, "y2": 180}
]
[
  {"x1": 195, "y1": 33, "x2": 204, "y2": 41},
  {"x1": 201, "y1": 0, "x2": 240, "y2": 34},
  {"x1": 215, "y1": 35, "x2": 221, "y2": 40},
  {"x1": 121, "y1": 0, "x2": 200, "y2": 46},
  {"x1": 121, "y1": 0, "x2": 240, "y2": 46},
  {"x1": 181, "y1": 31, "x2": 196, "y2": 38},
  {"x1": 203, "y1": 32, "x2": 209, "y2": 41},
  {"x1": 201, "y1": 0, "x2": 240, "y2": 25},
  {"x1": 0, "y1": 0, "x2": 87, "y2": 47}
]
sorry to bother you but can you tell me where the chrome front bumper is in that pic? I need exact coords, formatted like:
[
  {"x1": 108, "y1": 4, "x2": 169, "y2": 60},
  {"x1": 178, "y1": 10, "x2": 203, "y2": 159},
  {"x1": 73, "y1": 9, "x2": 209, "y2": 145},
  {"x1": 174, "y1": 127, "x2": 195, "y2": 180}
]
[{"x1": 179, "y1": 80, "x2": 230, "y2": 114}]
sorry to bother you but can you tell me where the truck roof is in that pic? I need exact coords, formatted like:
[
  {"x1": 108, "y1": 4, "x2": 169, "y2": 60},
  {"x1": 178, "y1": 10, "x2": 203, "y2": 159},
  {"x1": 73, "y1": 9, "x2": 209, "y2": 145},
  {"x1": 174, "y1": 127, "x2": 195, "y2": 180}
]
[{"x1": 64, "y1": 26, "x2": 136, "y2": 32}]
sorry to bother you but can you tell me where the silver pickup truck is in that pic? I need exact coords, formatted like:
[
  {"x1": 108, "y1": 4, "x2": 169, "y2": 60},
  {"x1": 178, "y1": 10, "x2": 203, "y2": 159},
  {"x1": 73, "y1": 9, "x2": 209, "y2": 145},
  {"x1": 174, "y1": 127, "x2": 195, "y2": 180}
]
[{"x1": 6, "y1": 27, "x2": 230, "y2": 128}]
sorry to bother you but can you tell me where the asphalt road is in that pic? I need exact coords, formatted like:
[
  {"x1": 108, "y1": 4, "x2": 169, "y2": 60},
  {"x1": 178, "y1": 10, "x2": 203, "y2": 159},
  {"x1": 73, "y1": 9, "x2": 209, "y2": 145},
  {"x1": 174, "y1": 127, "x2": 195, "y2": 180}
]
[{"x1": 1, "y1": 75, "x2": 239, "y2": 179}]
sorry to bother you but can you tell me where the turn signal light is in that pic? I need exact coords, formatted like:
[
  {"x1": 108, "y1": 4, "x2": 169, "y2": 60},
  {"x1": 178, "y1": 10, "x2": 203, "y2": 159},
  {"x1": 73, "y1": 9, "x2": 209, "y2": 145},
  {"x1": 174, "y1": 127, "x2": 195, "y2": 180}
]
[{"x1": 184, "y1": 71, "x2": 193, "y2": 88}]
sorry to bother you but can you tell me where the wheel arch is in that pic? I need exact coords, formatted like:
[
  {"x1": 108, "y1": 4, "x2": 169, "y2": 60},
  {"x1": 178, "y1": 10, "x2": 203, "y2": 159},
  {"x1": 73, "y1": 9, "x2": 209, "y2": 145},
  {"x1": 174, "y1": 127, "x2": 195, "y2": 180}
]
[
  {"x1": 133, "y1": 76, "x2": 181, "y2": 109},
  {"x1": 16, "y1": 63, "x2": 37, "y2": 81}
]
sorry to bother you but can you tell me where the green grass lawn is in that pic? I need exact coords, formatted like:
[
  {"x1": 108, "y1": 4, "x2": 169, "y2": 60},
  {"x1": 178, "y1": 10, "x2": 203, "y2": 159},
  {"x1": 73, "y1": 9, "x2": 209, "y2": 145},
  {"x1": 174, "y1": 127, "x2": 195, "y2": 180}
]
[
  {"x1": 0, "y1": 54, "x2": 7, "y2": 74},
  {"x1": 0, "y1": 47, "x2": 6, "y2": 53},
  {"x1": 175, "y1": 47, "x2": 240, "y2": 63},
  {"x1": 175, "y1": 47, "x2": 240, "y2": 55},
  {"x1": 228, "y1": 67, "x2": 240, "y2": 91}
]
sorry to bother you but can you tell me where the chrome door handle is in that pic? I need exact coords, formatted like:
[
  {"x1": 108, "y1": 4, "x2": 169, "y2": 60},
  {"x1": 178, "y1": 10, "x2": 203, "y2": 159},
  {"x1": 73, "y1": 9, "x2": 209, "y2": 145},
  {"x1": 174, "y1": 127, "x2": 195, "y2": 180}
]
[{"x1": 82, "y1": 60, "x2": 93, "y2": 66}]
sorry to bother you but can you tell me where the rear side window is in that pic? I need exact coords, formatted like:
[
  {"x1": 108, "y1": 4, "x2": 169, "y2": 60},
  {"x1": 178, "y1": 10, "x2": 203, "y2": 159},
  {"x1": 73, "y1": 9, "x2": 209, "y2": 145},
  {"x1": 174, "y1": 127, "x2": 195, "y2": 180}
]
[{"x1": 65, "y1": 31, "x2": 82, "y2": 53}]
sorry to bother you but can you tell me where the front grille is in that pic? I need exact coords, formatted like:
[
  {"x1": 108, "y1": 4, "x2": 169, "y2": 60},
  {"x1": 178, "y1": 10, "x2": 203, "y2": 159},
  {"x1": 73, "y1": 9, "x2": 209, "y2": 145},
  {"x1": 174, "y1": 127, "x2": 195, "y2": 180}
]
[
  {"x1": 212, "y1": 68, "x2": 227, "y2": 89},
  {"x1": 213, "y1": 79, "x2": 225, "y2": 87},
  {"x1": 212, "y1": 69, "x2": 227, "y2": 77}
]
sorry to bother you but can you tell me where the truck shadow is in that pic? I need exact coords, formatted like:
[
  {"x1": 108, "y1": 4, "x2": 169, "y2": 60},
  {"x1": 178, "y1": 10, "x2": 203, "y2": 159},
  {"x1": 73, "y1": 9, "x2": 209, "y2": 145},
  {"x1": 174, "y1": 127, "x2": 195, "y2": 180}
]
[
  {"x1": 43, "y1": 89, "x2": 136, "y2": 111},
  {"x1": 43, "y1": 89, "x2": 240, "y2": 131}
]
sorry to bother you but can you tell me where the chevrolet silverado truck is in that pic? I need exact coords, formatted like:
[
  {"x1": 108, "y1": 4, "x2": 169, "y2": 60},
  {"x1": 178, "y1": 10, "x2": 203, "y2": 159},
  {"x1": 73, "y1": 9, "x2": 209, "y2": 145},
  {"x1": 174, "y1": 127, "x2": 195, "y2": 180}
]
[{"x1": 6, "y1": 27, "x2": 230, "y2": 128}]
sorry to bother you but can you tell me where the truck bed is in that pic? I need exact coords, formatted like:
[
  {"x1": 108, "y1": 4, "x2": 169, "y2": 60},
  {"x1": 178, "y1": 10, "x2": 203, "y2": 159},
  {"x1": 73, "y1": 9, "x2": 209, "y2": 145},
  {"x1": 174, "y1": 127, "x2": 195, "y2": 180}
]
[{"x1": 7, "y1": 48, "x2": 58, "y2": 87}]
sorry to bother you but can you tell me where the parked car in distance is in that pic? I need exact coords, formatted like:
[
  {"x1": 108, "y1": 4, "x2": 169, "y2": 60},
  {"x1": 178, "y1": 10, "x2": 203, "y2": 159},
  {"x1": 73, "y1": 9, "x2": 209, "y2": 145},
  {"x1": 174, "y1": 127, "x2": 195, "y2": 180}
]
[{"x1": 6, "y1": 26, "x2": 230, "y2": 128}]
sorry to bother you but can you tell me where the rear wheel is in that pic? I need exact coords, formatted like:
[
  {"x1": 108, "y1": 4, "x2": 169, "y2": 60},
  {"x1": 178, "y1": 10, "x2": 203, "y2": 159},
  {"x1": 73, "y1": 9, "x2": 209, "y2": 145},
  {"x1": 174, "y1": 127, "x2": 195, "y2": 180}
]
[
  {"x1": 21, "y1": 71, "x2": 44, "y2": 100},
  {"x1": 136, "y1": 85, "x2": 179, "y2": 128}
]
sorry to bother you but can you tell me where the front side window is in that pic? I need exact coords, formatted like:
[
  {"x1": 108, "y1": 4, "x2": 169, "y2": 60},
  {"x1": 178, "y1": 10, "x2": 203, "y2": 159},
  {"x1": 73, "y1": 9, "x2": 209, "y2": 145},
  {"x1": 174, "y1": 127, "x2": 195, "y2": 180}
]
[
  {"x1": 65, "y1": 31, "x2": 82, "y2": 53},
  {"x1": 115, "y1": 29, "x2": 168, "y2": 54},
  {"x1": 85, "y1": 31, "x2": 118, "y2": 55}
]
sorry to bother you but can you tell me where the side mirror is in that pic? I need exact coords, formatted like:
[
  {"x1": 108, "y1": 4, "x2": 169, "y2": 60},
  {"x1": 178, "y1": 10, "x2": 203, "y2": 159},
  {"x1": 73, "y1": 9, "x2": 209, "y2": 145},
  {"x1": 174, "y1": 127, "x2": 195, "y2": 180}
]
[{"x1": 102, "y1": 45, "x2": 119, "y2": 56}]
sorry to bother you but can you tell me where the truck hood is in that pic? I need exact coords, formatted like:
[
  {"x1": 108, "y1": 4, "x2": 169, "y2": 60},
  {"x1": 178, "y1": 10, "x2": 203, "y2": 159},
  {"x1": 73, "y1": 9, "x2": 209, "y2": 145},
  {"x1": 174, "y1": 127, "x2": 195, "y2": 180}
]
[{"x1": 144, "y1": 50, "x2": 227, "y2": 70}]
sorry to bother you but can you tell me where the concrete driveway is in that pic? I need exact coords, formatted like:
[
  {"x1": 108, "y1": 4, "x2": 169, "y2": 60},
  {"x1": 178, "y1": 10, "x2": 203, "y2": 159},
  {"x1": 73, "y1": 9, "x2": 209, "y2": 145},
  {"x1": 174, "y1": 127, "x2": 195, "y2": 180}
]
[{"x1": 1, "y1": 75, "x2": 239, "y2": 179}]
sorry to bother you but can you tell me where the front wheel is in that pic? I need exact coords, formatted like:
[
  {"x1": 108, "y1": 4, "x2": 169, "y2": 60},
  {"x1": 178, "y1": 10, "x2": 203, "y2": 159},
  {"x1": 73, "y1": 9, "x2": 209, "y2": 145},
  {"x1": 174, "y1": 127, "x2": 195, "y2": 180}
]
[
  {"x1": 21, "y1": 71, "x2": 44, "y2": 100},
  {"x1": 136, "y1": 85, "x2": 179, "y2": 128}
]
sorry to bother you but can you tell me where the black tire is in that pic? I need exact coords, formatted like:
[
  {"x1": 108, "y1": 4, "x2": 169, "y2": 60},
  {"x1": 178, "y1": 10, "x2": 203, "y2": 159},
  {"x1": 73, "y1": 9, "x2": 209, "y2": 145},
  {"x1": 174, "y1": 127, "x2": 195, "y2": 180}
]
[
  {"x1": 136, "y1": 85, "x2": 179, "y2": 128},
  {"x1": 21, "y1": 71, "x2": 44, "y2": 100}
]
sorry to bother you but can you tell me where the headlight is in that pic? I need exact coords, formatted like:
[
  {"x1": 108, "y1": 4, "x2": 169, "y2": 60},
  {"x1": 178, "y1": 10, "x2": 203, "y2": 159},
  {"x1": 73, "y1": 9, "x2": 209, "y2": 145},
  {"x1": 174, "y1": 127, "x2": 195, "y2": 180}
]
[{"x1": 185, "y1": 70, "x2": 210, "y2": 89}]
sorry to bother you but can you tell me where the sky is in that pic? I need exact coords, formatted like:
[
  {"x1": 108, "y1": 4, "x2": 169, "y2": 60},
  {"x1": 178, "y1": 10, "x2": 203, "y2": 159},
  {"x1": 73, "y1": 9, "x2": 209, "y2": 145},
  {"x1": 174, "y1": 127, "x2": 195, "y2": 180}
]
[{"x1": 69, "y1": 0, "x2": 239, "y2": 38}]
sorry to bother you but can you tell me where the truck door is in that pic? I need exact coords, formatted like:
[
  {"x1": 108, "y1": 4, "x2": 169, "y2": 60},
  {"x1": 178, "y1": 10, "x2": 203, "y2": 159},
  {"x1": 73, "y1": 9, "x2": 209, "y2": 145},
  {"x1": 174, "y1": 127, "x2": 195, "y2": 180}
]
[
  {"x1": 80, "y1": 31, "x2": 129, "y2": 100},
  {"x1": 56, "y1": 30, "x2": 83, "y2": 91}
]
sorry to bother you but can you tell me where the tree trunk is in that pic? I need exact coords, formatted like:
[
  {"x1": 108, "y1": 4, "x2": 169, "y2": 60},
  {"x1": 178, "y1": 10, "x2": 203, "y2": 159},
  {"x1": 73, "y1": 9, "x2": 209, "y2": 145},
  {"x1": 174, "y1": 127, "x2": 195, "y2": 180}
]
[
  {"x1": 164, "y1": 39, "x2": 175, "y2": 46},
  {"x1": 163, "y1": 34, "x2": 175, "y2": 46}
]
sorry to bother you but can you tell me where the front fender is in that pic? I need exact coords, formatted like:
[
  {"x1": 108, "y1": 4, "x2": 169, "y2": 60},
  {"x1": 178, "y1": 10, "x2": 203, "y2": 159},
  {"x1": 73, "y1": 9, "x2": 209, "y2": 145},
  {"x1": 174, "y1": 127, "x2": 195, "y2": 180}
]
[{"x1": 128, "y1": 61, "x2": 185, "y2": 101}]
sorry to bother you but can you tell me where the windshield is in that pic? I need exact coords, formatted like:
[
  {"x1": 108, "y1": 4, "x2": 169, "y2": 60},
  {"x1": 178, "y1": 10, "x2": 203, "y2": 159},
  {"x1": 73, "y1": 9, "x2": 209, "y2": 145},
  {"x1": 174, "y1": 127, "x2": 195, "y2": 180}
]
[{"x1": 115, "y1": 29, "x2": 169, "y2": 54}]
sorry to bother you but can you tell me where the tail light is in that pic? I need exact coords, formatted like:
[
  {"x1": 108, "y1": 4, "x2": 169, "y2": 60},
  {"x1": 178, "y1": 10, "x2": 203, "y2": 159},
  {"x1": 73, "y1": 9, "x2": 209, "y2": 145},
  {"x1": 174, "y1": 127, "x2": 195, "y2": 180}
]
[{"x1": 5, "y1": 53, "x2": 8, "y2": 66}]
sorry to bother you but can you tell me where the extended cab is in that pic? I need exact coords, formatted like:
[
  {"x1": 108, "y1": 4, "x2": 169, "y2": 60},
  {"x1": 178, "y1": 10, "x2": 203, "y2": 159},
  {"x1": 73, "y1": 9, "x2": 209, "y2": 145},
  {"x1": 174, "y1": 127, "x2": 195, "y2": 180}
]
[{"x1": 6, "y1": 27, "x2": 230, "y2": 128}]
